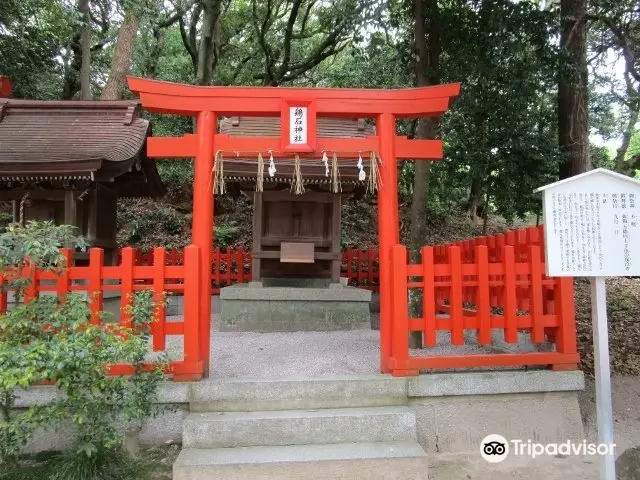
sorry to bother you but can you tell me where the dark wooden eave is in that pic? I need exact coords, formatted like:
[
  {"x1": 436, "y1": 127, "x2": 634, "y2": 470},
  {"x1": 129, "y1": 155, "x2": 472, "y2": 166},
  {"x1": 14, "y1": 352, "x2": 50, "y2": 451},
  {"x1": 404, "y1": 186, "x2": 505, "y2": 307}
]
[
  {"x1": 219, "y1": 116, "x2": 377, "y2": 182},
  {"x1": 0, "y1": 99, "x2": 165, "y2": 198}
]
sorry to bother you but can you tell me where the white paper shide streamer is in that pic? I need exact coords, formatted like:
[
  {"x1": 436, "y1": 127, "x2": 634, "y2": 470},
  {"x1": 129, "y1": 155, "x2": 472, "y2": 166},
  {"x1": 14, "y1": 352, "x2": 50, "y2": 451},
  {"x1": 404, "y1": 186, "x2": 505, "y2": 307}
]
[
  {"x1": 268, "y1": 151, "x2": 276, "y2": 177},
  {"x1": 357, "y1": 153, "x2": 366, "y2": 182}
]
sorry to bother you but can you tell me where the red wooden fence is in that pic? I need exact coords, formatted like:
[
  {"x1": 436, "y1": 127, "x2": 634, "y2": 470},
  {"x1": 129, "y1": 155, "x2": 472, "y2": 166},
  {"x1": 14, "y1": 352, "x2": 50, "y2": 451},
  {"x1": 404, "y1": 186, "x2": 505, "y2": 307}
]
[
  {"x1": 388, "y1": 225, "x2": 578, "y2": 376},
  {"x1": 2, "y1": 225, "x2": 580, "y2": 380},
  {"x1": 342, "y1": 248, "x2": 379, "y2": 291},
  {"x1": 128, "y1": 247, "x2": 380, "y2": 292},
  {"x1": 3, "y1": 246, "x2": 205, "y2": 381}
]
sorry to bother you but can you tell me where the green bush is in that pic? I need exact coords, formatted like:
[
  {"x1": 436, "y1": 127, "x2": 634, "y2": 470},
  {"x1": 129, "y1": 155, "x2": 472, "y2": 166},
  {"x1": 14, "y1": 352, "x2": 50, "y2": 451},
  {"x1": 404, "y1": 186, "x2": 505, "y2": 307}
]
[{"x1": 0, "y1": 221, "x2": 166, "y2": 478}]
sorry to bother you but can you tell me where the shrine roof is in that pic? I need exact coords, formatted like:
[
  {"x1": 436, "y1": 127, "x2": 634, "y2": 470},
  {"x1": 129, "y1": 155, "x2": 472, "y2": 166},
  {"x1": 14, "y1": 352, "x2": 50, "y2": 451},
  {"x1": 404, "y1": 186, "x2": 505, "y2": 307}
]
[
  {"x1": 218, "y1": 116, "x2": 376, "y2": 185},
  {"x1": 0, "y1": 99, "x2": 165, "y2": 197}
]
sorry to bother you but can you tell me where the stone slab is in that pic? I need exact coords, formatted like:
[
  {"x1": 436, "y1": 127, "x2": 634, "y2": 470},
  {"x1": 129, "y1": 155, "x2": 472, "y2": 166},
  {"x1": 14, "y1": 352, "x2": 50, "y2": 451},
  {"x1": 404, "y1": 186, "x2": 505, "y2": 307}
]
[
  {"x1": 220, "y1": 300, "x2": 370, "y2": 332},
  {"x1": 167, "y1": 295, "x2": 221, "y2": 316},
  {"x1": 175, "y1": 441, "x2": 426, "y2": 466},
  {"x1": 174, "y1": 442, "x2": 428, "y2": 480},
  {"x1": 219, "y1": 284, "x2": 371, "y2": 332},
  {"x1": 182, "y1": 406, "x2": 417, "y2": 448},
  {"x1": 407, "y1": 370, "x2": 585, "y2": 397},
  {"x1": 260, "y1": 277, "x2": 332, "y2": 288},
  {"x1": 13, "y1": 371, "x2": 584, "y2": 408},
  {"x1": 189, "y1": 374, "x2": 408, "y2": 411},
  {"x1": 429, "y1": 452, "x2": 598, "y2": 480},
  {"x1": 220, "y1": 284, "x2": 371, "y2": 302},
  {"x1": 174, "y1": 456, "x2": 429, "y2": 480},
  {"x1": 410, "y1": 391, "x2": 585, "y2": 454}
]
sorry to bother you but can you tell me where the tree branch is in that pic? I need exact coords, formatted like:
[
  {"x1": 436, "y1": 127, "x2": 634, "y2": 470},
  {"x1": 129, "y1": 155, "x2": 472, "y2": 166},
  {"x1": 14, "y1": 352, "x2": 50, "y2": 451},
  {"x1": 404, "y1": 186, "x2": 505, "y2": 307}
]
[
  {"x1": 178, "y1": 11, "x2": 197, "y2": 72},
  {"x1": 598, "y1": 15, "x2": 640, "y2": 83},
  {"x1": 276, "y1": 0, "x2": 304, "y2": 82},
  {"x1": 252, "y1": 0, "x2": 274, "y2": 83},
  {"x1": 156, "y1": 0, "x2": 198, "y2": 30},
  {"x1": 299, "y1": 0, "x2": 315, "y2": 34}
]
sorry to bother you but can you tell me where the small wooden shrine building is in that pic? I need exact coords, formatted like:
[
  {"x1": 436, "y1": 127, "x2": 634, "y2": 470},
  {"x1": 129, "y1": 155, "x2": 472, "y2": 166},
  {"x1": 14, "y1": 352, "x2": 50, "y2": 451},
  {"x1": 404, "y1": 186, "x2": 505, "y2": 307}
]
[
  {"x1": 0, "y1": 98, "x2": 165, "y2": 261},
  {"x1": 218, "y1": 116, "x2": 376, "y2": 284}
]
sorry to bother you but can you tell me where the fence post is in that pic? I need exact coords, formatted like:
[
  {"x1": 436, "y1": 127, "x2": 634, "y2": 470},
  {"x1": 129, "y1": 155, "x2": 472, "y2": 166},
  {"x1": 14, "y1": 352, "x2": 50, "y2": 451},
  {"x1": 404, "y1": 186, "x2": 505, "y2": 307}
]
[
  {"x1": 177, "y1": 244, "x2": 203, "y2": 381},
  {"x1": 120, "y1": 247, "x2": 134, "y2": 328},
  {"x1": 0, "y1": 273, "x2": 6, "y2": 313},
  {"x1": 247, "y1": 249, "x2": 252, "y2": 280},
  {"x1": 213, "y1": 247, "x2": 221, "y2": 291},
  {"x1": 56, "y1": 248, "x2": 73, "y2": 303},
  {"x1": 502, "y1": 246, "x2": 518, "y2": 343},
  {"x1": 551, "y1": 276, "x2": 578, "y2": 370},
  {"x1": 225, "y1": 248, "x2": 232, "y2": 285},
  {"x1": 368, "y1": 248, "x2": 375, "y2": 288},
  {"x1": 528, "y1": 245, "x2": 545, "y2": 343},
  {"x1": 358, "y1": 250, "x2": 365, "y2": 285},
  {"x1": 421, "y1": 246, "x2": 436, "y2": 347},
  {"x1": 449, "y1": 246, "x2": 464, "y2": 346},
  {"x1": 390, "y1": 245, "x2": 414, "y2": 376},
  {"x1": 237, "y1": 248, "x2": 245, "y2": 284},
  {"x1": 476, "y1": 245, "x2": 491, "y2": 345},
  {"x1": 152, "y1": 247, "x2": 166, "y2": 351},
  {"x1": 88, "y1": 248, "x2": 104, "y2": 325}
]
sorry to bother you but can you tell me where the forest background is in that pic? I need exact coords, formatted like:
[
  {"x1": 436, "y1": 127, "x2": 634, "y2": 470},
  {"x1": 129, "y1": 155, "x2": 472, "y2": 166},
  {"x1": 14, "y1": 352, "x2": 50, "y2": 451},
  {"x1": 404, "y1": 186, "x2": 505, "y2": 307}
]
[{"x1": 2, "y1": 0, "x2": 638, "y2": 252}]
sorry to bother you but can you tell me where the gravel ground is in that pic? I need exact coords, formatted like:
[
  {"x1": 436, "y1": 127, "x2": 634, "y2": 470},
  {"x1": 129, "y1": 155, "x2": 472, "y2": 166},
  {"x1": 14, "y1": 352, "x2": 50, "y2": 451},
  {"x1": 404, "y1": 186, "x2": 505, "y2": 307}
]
[{"x1": 150, "y1": 314, "x2": 518, "y2": 378}]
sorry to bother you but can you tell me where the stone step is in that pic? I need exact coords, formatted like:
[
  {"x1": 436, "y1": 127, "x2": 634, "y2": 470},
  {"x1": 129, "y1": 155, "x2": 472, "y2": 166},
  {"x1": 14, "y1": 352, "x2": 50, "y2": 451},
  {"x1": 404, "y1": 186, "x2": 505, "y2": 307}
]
[
  {"x1": 189, "y1": 375, "x2": 407, "y2": 412},
  {"x1": 173, "y1": 441, "x2": 429, "y2": 480},
  {"x1": 182, "y1": 406, "x2": 417, "y2": 449}
]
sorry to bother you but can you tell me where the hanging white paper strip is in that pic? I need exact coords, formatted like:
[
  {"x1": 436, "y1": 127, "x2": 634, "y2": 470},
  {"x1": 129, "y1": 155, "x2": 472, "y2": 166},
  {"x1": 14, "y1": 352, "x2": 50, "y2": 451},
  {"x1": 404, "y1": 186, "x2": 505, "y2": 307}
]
[{"x1": 268, "y1": 151, "x2": 276, "y2": 177}]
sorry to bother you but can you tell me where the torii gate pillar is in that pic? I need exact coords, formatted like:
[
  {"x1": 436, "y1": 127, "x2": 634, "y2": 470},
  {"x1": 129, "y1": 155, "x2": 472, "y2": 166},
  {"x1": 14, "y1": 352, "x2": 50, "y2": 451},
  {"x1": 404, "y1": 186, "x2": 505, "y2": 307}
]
[
  {"x1": 193, "y1": 111, "x2": 216, "y2": 374},
  {"x1": 377, "y1": 112, "x2": 399, "y2": 372}
]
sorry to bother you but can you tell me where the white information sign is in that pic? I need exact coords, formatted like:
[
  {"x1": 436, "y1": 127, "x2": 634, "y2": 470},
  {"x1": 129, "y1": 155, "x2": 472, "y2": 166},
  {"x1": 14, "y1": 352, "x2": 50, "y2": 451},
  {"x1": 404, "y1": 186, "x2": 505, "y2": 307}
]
[
  {"x1": 289, "y1": 106, "x2": 308, "y2": 145},
  {"x1": 536, "y1": 168, "x2": 640, "y2": 277},
  {"x1": 535, "y1": 168, "x2": 640, "y2": 480}
]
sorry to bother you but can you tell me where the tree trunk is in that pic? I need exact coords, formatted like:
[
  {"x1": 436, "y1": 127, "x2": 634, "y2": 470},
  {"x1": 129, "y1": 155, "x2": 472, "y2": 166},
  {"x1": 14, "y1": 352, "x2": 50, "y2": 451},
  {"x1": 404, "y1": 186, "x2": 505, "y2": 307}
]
[
  {"x1": 61, "y1": 37, "x2": 82, "y2": 99},
  {"x1": 196, "y1": 0, "x2": 222, "y2": 86},
  {"x1": 79, "y1": 0, "x2": 91, "y2": 100},
  {"x1": 100, "y1": 8, "x2": 141, "y2": 100},
  {"x1": 409, "y1": 0, "x2": 441, "y2": 349},
  {"x1": 481, "y1": 194, "x2": 489, "y2": 235},
  {"x1": 614, "y1": 103, "x2": 640, "y2": 175},
  {"x1": 143, "y1": 28, "x2": 164, "y2": 78},
  {"x1": 466, "y1": 175, "x2": 483, "y2": 224},
  {"x1": 558, "y1": 0, "x2": 590, "y2": 179}
]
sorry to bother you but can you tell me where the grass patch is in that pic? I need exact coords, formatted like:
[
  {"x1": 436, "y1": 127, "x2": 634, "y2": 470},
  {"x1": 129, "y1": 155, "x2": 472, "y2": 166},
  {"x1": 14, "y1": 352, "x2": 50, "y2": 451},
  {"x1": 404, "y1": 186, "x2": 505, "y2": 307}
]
[{"x1": 0, "y1": 445, "x2": 178, "y2": 480}]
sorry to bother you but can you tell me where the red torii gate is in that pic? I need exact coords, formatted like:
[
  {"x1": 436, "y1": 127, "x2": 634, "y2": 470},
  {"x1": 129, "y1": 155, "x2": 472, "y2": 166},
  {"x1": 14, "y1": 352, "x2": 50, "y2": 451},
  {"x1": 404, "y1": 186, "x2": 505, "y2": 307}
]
[{"x1": 128, "y1": 77, "x2": 461, "y2": 376}]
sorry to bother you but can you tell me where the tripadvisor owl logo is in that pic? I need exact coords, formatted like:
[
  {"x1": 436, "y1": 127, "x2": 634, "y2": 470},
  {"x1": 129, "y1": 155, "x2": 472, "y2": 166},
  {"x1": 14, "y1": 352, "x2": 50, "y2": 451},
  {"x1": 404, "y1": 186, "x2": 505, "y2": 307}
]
[{"x1": 480, "y1": 434, "x2": 509, "y2": 463}]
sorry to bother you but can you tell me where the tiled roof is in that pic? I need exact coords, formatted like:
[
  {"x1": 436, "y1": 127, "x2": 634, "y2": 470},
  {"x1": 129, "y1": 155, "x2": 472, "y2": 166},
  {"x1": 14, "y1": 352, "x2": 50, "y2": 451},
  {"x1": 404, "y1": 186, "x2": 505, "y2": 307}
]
[{"x1": 0, "y1": 99, "x2": 164, "y2": 197}]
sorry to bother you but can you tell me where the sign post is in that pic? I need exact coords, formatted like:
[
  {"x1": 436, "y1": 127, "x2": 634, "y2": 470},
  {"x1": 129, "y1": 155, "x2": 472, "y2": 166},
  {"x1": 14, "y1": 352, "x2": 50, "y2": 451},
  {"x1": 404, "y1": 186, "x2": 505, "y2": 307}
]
[
  {"x1": 536, "y1": 168, "x2": 640, "y2": 480},
  {"x1": 590, "y1": 276, "x2": 615, "y2": 479}
]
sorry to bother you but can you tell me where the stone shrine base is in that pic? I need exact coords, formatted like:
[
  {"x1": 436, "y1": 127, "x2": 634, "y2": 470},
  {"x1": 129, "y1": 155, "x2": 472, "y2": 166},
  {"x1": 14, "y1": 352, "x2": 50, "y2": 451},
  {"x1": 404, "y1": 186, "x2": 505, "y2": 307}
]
[{"x1": 219, "y1": 280, "x2": 371, "y2": 332}]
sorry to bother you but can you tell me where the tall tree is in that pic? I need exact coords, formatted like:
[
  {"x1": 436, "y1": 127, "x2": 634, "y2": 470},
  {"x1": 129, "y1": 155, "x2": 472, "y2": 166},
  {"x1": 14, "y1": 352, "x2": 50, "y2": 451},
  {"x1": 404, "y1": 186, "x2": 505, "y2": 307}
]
[
  {"x1": 590, "y1": 0, "x2": 640, "y2": 175},
  {"x1": 1, "y1": 0, "x2": 72, "y2": 99},
  {"x1": 408, "y1": 0, "x2": 441, "y2": 348},
  {"x1": 558, "y1": 0, "x2": 590, "y2": 178},
  {"x1": 101, "y1": 2, "x2": 144, "y2": 100},
  {"x1": 177, "y1": 0, "x2": 224, "y2": 86},
  {"x1": 613, "y1": 71, "x2": 640, "y2": 175},
  {"x1": 79, "y1": 0, "x2": 91, "y2": 100},
  {"x1": 250, "y1": 0, "x2": 370, "y2": 86},
  {"x1": 196, "y1": 0, "x2": 222, "y2": 86}
]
